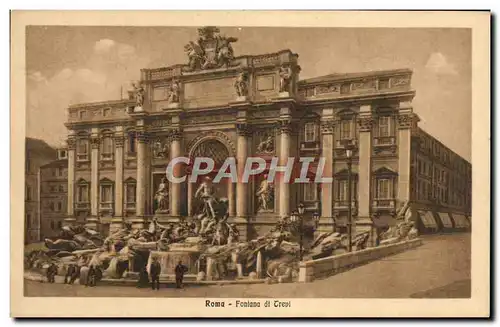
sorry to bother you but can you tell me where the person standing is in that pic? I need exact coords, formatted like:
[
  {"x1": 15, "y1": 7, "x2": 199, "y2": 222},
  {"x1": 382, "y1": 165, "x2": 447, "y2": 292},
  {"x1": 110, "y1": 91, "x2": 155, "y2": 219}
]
[
  {"x1": 175, "y1": 260, "x2": 188, "y2": 289},
  {"x1": 64, "y1": 264, "x2": 76, "y2": 284},
  {"x1": 46, "y1": 262, "x2": 57, "y2": 283},
  {"x1": 150, "y1": 257, "x2": 161, "y2": 290}
]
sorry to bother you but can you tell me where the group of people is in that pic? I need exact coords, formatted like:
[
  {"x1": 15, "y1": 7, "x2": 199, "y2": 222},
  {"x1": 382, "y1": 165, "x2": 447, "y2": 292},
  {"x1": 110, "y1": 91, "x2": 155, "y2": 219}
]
[{"x1": 137, "y1": 257, "x2": 188, "y2": 290}]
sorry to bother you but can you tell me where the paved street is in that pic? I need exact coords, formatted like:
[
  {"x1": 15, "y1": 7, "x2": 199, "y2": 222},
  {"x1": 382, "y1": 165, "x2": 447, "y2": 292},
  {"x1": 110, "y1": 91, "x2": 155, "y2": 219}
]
[{"x1": 24, "y1": 233, "x2": 470, "y2": 298}]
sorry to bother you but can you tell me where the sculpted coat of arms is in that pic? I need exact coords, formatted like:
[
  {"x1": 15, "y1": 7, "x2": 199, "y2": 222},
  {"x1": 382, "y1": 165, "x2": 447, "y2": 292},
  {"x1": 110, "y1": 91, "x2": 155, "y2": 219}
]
[{"x1": 184, "y1": 26, "x2": 239, "y2": 71}]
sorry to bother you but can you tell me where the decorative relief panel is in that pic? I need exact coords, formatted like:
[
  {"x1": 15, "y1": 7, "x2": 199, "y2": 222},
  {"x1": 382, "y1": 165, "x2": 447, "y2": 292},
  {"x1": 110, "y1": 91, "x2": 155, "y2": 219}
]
[
  {"x1": 184, "y1": 78, "x2": 235, "y2": 108},
  {"x1": 152, "y1": 135, "x2": 170, "y2": 159},
  {"x1": 256, "y1": 75, "x2": 275, "y2": 91},
  {"x1": 352, "y1": 79, "x2": 377, "y2": 91},
  {"x1": 153, "y1": 86, "x2": 169, "y2": 101},
  {"x1": 255, "y1": 129, "x2": 275, "y2": 154},
  {"x1": 316, "y1": 84, "x2": 340, "y2": 95},
  {"x1": 357, "y1": 116, "x2": 374, "y2": 132},
  {"x1": 391, "y1": 76, "x2": 410, "y2": 87}
]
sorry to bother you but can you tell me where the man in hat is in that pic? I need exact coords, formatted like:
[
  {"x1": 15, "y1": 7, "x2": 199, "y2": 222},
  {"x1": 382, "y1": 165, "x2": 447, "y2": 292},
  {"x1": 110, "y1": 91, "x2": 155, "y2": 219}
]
[
  {"x1": 175, "y1": 260, "x2": 188, "y2": 289},
  {"x1": 149, "y1": 257, "x2": 161, "y2": 291}
]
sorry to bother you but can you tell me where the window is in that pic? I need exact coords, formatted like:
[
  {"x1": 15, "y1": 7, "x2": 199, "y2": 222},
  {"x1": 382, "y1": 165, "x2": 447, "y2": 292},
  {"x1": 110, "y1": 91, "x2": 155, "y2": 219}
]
[
  {"x1": 100, "y1": 181, "x2": 114, "y2": 210},
  {"x1": 58, "y1": 167, "x2": 64, "y2": 177},
  {"x1": 340, "y1": 120, "x2": 352, "y2": 140},
  {"x1": 57, "y1": 202, "x2": 62, "y2": 212},
  {"x1": 127, "y1": 132, "x2": 137, "y2": 155},
  {"x1": 304, "y1": 123, "x2": 317, "y2": 142},
  {"x1": 58, "y1": 185, "x2": 64, "y2": 192},
  {"x1": 52, "y1": 169, "x2": 56, "y2": 177},
  {"x1": 58, "y1": 221, "x2": 62, "y2": 229},
  {"x1": 125, "y1": 181, "x2": 136, "y2": 209},
  {"x1": 50, "y1": 202, "x2": 55, "y2": 211},
  {"x1": 338, "y1": 180, "x2": 348, "y2": 201},
  {"x1": 378, "y1": 116, "x2": 391, "y2": 137},
  {"x1": 25, "y1": 185, "x2": 32, "y2": 201},
  {"x1": 77, "y1": 139, "x2": 89, "y2": 161},
  {"x1": 303, "y1": 183, "x2": 317, "y2": 202},
  {"x1": 101, "y1": 136, "x2": 114, "y2": 160},
  {"x1": 50, "y1": 221, "x2": 55, "y2": 230},
  {"x1": 49, "y1": 186, "x2": 56, "y2": 193},
  {"x1": 77, "y1": 183, "x2": 89, "y2": 203},
  {"x1": 26, "y1": 213, "x2": 31, "y2": 227},
  {"x1": 376, "y1": 179, "x2": 392, "y2": 199}
]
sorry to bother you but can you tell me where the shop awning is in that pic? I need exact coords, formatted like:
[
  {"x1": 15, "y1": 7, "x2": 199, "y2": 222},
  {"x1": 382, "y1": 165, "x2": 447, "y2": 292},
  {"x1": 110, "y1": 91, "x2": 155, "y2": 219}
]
[
  {"x1": 437, "y1": 212, "x2": 454, "y2": 228},
  {"x1": 451, "y1": 213, "x2": 470, "y2": 228},
  {"x1": 418, "y1": 210, "x2": 438, "y2": 228}
]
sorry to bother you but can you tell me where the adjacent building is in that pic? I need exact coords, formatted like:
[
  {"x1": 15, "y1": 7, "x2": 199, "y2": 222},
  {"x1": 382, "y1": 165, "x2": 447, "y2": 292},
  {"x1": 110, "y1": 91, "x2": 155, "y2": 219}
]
[
  {"x1": 25, "y1": 137, "x2": 57, "y2": 244},
  {"x1": 62, "y1": 27, "x2": 471, "y2": 244},
  {"x1": 39, "y1": 148, "x2": 68, "y2": 239}
]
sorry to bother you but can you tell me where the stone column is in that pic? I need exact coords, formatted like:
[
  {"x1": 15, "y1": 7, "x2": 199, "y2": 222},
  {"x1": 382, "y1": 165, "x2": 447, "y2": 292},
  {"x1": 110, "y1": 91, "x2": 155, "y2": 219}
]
[
  {"x1": 227, "y1": 177, "x2": 235, "y2": 217},
  {"x1": 397, "y1": 105, "x2": 419, "y2": 205},
  {"x1": 236, "y1": 123, "x2": 250, "y2": 218},
  {"x1": 319, "y1": 110, "x2": 335, "y2": 232},
  {"x1": 170, "y1": 129, "x2": 182, "y2": 217},
  {"x1": 111, "y1": 127, "x2": 124, "y2": 233},
  {"x1": 279, "y1": 120, "x2": 291, "y2": 218},
  {"x1": 88, "y1": 130, "x2": 100, "y2": 229},
  {"x1": 357, "y1": 106, "x2": 374, "y2": 244},
  {"x1": 135, "y1": 129, "x2": 148, "y2": 229},
  {"x1": 65, "y1": 136, "x2": 76, "y2": 225}
]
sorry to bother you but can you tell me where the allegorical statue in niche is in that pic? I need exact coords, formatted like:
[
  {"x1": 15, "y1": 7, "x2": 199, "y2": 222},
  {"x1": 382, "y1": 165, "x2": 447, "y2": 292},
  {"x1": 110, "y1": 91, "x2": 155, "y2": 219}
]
[
  {"x1": 167, "y1": 80, "x2": 180, "y2": 103},
  {"x1": 234, "y1": 71, "x2": 249, "y2": 97},
  {"x1": 257, "y1": 133, "x2": 274, "y2": 153},
  {"x1": 256, "y1": 175, "x2": 274, "y2": 212},
  {"x1": 133, "y1": 82, "x2": 145, "y2": 108},
  {"x1": 279, "y1": 66, "x2": 292, "y2": 93},
  {"x1": 155, "y1": 177, "x2": 169, "y2": 213}
]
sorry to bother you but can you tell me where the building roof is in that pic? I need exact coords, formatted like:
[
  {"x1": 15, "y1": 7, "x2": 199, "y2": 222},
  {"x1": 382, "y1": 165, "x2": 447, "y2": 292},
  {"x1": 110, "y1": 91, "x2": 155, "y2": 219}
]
[
  {"x1": 26, "y1": 137, "x2": 57, "y2": 158},
  {"x1": 40, "y1": 159, "x2": 68, "y2": 169},
  {"x1": 299, "y1": 68, "x2": 413, "y2": 85}
]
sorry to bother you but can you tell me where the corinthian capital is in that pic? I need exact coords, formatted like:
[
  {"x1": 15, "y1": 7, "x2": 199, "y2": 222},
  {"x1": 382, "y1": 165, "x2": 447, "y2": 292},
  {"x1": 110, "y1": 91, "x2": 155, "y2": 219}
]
[
  {"x1": 278, "y1": 120, "x2": 292, "y2": 135},
  {"x1": 357, "y1": 116, "x2": 374, "y2": 132},
  {"x1": 170, "y1": 128, "x2": 182, "y2": 141},
  {"x1": 114, "y1": 134, "x2": 125, "y2": 148},
  {"x1": 67, "y1": 137, "x2": 76, "y2": 150},
  {"x1": 236, "y1": 123, "x2": 252, "y2": 137},
  {"x1": 320, "y1": 121, "x2": 334, "y2": 134},
  {"x1": 90, "y1": 136, "x2": 100, "y2": 149},
  {"x1": 398, "y1": 113, "x2": 419, "y2": 129},
  {"x1": 136, "y1": 131, "x2": 149, "y2": 144}
]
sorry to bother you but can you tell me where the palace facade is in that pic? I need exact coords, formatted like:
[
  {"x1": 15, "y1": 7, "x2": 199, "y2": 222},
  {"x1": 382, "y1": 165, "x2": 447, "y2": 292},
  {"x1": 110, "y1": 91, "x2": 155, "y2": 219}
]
[{"x1": 62, "y1": 27, "x2": 471, "y2": 243}]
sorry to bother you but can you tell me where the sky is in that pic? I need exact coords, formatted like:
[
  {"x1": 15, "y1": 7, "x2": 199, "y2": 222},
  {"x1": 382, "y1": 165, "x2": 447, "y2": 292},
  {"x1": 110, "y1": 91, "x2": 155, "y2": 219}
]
[{"x1": 26, "y1": 26, "x2": 471, "y2": 161}]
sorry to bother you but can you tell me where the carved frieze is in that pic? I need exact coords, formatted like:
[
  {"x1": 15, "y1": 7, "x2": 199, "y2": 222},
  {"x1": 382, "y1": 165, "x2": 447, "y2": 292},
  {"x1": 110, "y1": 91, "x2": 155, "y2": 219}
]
[
  {"x1": 352, "y1": 79, "x2": 377, "y2": 90},
  {"x1": 357, "y1": 116, "x2": 374, "y2": 132},
  {"x1": 150, "y1": 119, "x2": 170, "y2": 129},
  {"x1": 253, "y1": 110, "x2": 280, "y2": 119},
  {"x1": 184, "y1": 114, "x2": 234, "y2": 125}
]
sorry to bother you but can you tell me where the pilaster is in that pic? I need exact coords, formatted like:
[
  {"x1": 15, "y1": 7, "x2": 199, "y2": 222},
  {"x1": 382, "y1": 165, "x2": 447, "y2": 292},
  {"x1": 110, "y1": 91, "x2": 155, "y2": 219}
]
[
  {"x1": 135, "y1": 126, "x2": 148, "y2": 228},
  {"x1": 236, "y1": 122, "x2": 251, "y2": 218}
]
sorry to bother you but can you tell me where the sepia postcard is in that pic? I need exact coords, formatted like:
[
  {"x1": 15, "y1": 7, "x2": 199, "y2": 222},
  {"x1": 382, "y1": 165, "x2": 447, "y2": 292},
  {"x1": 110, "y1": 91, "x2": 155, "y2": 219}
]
[{"x1": 11, "y1": 10, "x2": 490, "y2": 318}]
